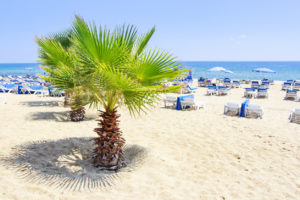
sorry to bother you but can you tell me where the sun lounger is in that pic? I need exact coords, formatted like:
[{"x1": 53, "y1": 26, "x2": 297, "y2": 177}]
[
  {"x1": 0, "y1": 84, "x2": 18, "y2": 93},
  {"x1": 285, "y1": 90, "x2": 298, "y2": 100},
  {"x1": 282, "y1": 82, "x2": 292, "y2": 90},
  {"x1": 224, "y1": 102, "x2": 241, "y2": 116},
  {"x1": 286, "y1": 80, "x2": 295, "y2": 84},
  {"x1": 206, "y1": 85, "x2": 218, "y2": 95},
  {"x1": 205, "y1": 80, "x2": 212, "y2": 87},
  {"x1": 180, "y1": 98, "x2": 205, "y2": 110},
  {"x1": 289, "y1": 108, "x2": 300, "y2": 123},
  {"x1": 21, "y1": 85, "x2": 48, "y2": 96},
  {"x1": 251, "y1": 81, "x2": 260, "y2": 89},
  {"x1": 256, "y1": 88, "x2": 269, "y2": 98},
  {"x1": 48, "y1": 87, "x2": 64, "y2": 97},
  {"x1": 0, "y1": 85, "x2": 7, "y2": 93},
  {"x1": 223, "y1": 79, "x2": 232, "y2": 88},
  {"x1": 293, "y1": 82, "x2": 300, "y2": 91},
  {"x1": 245, "y1": 104, "x2": 264, "y2": 118},
  {"x1": 260, "y1": 81, "x2": 270, "y2": 89},
  {"x1": 232, "y1": 80, "x2": 241, "y2": 88},
  {"x1": 182, "y1": 85, "x2": 197, "y2": 94},
  {"x1": 217, "y1": 86, "x2": 231, "y2": 95},
  {"x1": 164, "y1": 96, "x2": 177, "y2": 108},
  {"x1": 244, "y1": 88, "x2": 256, "y2": 98},
  {"x1": 198, "y1": 79, "x2": 206, "y2": 87}
]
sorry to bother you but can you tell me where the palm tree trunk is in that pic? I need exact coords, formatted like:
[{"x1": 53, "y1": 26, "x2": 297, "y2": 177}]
[
  {"x1": 70, "y1": 107, "x2": 85, "y2": 122},
  {"x1": 64, "y1": 95, "x2": 71, "y2": 107},
  {"x1": 93, "y1": 109, "x2": 126, "y2": 171}
]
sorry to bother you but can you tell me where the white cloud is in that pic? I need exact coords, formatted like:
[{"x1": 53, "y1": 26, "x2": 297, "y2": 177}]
[
  {"x1": 230, "y1": 34, "x2": 248, "y2": 44},
  {"x1": 238, "y1": 34, "x2": 247, "y2": 39}
]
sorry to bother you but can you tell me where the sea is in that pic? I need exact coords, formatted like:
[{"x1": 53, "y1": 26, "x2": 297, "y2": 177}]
[{"x1": 0, "y1": 62, "x2": 300, "y2": 81}]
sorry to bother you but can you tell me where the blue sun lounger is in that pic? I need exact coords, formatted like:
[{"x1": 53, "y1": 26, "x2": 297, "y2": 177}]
[
  {"x1": 256, "y1": 88, "x2": 269, "y2": 98},
  {"x1": 282, "y1": 82, "x2": 292, "y2": 90},
  {"x1": 285, "y1": 90, "x2": 298, "y2": 100}
]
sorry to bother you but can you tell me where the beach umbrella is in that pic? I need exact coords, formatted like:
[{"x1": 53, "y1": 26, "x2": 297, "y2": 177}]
[
  {"x1": 252, "y1": 67, "x2": 276, "y2": 74},
  {"x1": 207, "y1": 67, "x2": 234, "y2": 74}
]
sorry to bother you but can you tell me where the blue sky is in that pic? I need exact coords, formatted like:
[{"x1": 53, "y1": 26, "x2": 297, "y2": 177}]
[{"x1": 0, "y1": 0, "x2": 299, "y2": 62}]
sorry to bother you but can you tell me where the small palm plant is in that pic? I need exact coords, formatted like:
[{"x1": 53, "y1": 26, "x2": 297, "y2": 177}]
[
  {"x1": 37, "y1": 31, "x2": 90, "y2": 121},
  {"x1": 70, "y1": 16, "x2": 187, "y2": 170}
]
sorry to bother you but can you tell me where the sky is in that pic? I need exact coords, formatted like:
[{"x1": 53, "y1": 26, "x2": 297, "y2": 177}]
[{"x1": 0, "y1": 0, "x2": 299, "y2": 62}]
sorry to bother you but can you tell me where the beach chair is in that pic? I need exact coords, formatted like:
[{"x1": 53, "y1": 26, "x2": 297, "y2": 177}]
[
  {"x1": 256, "y1": 88, "x2": 269, "y2": 98},
  {"x1": 205, "y1": 80, "x2": 212, "y2": 87},
  {"x1": 289, "y1": 108, "x2": 300, "y2": 123},
  {"x1": 232, "y1": 80, "x2": 241, "y2": 88},
  {"x1": 48, "y1": 87, "x2": 64, "y2": 97},
  {"x1": 0, "y1": 84, "x2": 17, "y2": 93},
  {"x1": 198, "y1": 79, "x2": 206, "y2": 87},
  {"x1": 251, "y1": 81, "x2": 260, "y2": 89},
  {"x1": 0, "y1": 85, "x2": 7, "y2": 93},
  {"x1": 285, "y1": 90, "x2": 298, "y2": 100},
  {"x1": 260, "y1": 81, "x2": 270, "y2": 89},
  {"x1": 282, "y1": 82, "x2": 292, "y2": 90},
  {"x1": 180, "y1": 98, "x2": 205, "y2": 110},
  {"x1": 286, "y1": 80, "x2": 295, "y2": 85},
  {"x1": 223, "y1": 79, "x2": 232, "y2": 88},
  {"x1": 244, "y1": 88, "x2": 256, "y2": 98},
  {"x1": 163, "y1": 96, "x2": 177, "y2": 108},
  {"x1": 293, "y1": 82, "x2": 300, "y2": 91},
  {"x1": 224, "y1": 102, "x2": 241, "y2": 116},
  {"x1": 217, "y1": 86, "x2": 231, "y2": 95},
  {"x1": 245, "y1": 104, "x2": 264, "y2": 119},
  {"x1": 181, "y1": 85, "x2": 197, "y2": 94},
  {"x1": 206, "y1": 85, "x2": 217, "y2": 95},
  {"x1": 21, "y1": 85, "x2": 48, "y2": 96}
]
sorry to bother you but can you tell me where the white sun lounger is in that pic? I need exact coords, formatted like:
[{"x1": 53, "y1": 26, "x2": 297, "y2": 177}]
[
  {"x1": 206, "y1": 86, "x2": 217, "y2": 95},
  {"x1": 293, "y1": 82, "x2": 300, "y2": 91},
  {"x1": 164, "y1": 96, "x2": 177, "y2": 108},
  {"x1": 251, "y1": 81, "x2": 260, "y2": 89},
  {"x1": 245, "y1": 104, "x2": 264, "y2": 119},
  {"x1": 181, "y1": 98, "x2": 205, "y2": 110},
  {"x1": 224, "y1": 102, "x2": 241, "y2": 116},
  {"x1": 289, "y1": 108, "x2": 300, "y2": 123},
  {"x1": 282, "y1": 82, "x2": 293, "y2": 90},
  {"x1": 256, "y1": 88, "x2": 269, "y2": 98},
  {"x1": 285, "y1": 90, "x2": 298, "y2": 101},
  {"x1": 244, "y1": 88, "x2": 257, "y2": 98},
  {"x1": 232, "y1": 80, "x2": 241, "y2": 88},
  {"x1": 0, "y1": 85, "x2": 15, "y2": 93},
  {"x1": 217, "y1": 86, "x2": 231, "y2": 95},
  {"x1": 21, "y1": 85, "x2": 48, "y2": 96}
]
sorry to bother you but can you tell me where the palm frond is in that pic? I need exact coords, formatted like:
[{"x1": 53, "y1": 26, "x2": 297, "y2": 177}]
[{"x1": 132, "y1": 26, "x2": 155, "y2": 57}]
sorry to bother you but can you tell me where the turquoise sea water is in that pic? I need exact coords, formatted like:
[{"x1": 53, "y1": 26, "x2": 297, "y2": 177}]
[
  {"x1": 0, "y1": 62, "x2": 300, "y2": 80},
  {"x1": 0, "y1": 63, "x2": 45, "y2": 76},
  {"x1": 181, "y1": 61, "x2": 300, "y2": 81}
]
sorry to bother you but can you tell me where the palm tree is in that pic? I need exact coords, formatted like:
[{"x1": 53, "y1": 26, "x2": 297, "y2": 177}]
[
  {"x1": 70, "y1": 16, "x2": 187, "y2": 170},
  {"x1": 37, "y1": 31, "x2": 90, "y2": 121}
]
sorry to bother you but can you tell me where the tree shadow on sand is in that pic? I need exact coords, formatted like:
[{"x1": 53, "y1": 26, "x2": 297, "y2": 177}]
[
  {"x1": 0, "y1": 137, "x2": 147, "y2": 191},
  {"x1": 28, "y1": 111, "x2": 96, "y2": 122},
  {"x1": 20, "y1": 101, "x2": 62, "y2": 107}
]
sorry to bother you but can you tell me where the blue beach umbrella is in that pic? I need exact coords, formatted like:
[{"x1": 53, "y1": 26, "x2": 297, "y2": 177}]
[{"x1": 252, "y1": 67, "x2": 276, "y2": 74}]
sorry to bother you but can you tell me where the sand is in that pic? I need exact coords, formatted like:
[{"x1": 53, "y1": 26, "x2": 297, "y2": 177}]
[{"x1": 0, "y1": 81, "x2": 299, "y2": 200}]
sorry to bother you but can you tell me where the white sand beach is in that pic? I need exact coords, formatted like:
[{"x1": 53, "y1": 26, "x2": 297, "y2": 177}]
[{"x1": 0, "y1": 81, "x2": 299, "y2": 200}]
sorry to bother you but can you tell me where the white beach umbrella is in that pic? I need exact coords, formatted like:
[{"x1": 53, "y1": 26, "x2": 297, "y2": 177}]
[
  {"x1": 207, "y1": 67, "x2": 234, "y2": 74},
  {"x1": 252, "y1": 67, "x2": 276, "y2": 74}
]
